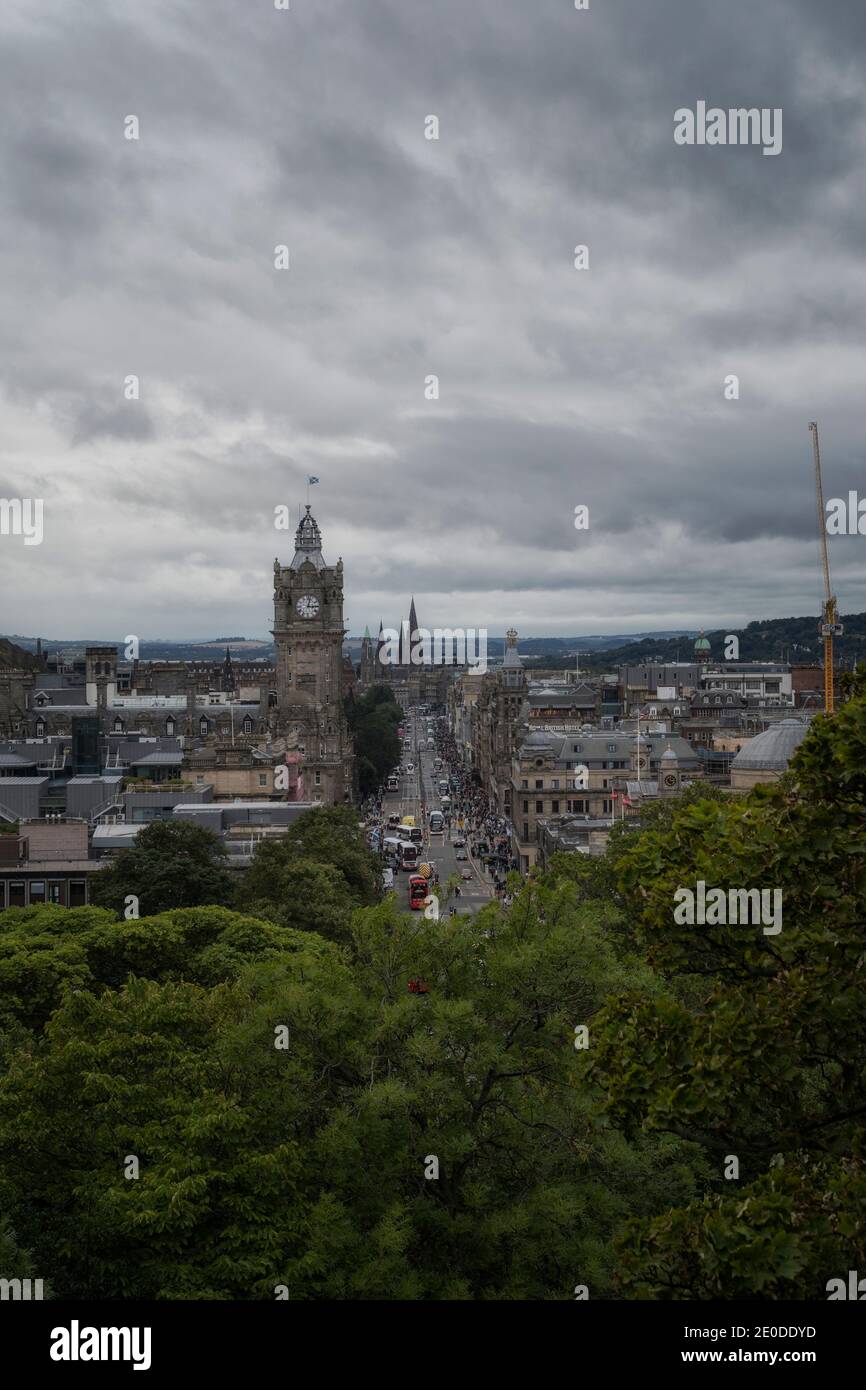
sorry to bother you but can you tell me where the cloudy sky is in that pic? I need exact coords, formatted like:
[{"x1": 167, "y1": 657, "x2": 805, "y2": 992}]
[{"x1": 1, "y1": 0, "x2": 864, "y2": 640}]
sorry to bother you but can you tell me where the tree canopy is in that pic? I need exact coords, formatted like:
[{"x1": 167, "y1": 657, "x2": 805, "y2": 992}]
[
  {"x1": 1, "y1": 680, "x2": 863, "y2": 1298},
  {"x1": 89, "y1": 819, "x2": 235, "y2": 918}
]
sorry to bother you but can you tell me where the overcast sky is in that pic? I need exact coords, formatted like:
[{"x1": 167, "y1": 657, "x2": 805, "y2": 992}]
[{"x1": 1, "y1": 0, "x2": 864, "y2": 640}]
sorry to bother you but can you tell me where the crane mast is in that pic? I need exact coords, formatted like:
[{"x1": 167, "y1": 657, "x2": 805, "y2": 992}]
[{"x1": 808, "y1": 421, "x2": 842, "y2": 714}]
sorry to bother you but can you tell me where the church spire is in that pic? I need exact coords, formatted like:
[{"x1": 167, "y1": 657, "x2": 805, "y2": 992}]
[{"x1": 408, "y1": 596, "x2": 419, "y2": 639}]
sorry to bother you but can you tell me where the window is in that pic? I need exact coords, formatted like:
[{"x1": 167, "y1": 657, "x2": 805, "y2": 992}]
[
  {"x1": 166, "y1": 719, "x2": 175, "y2": 736},
  {"x1": 552, "y1": 778, "x2": 560, "y2": 790},
  {"x1": 29, "y1": 880, "x2": 46, "y2": 904},
  {"x1": 35, "y1": 719, "x2": 45, "y2": 737},
  {"x1": 200, "y1": 718, "x2": 209, "y2": 735},
  {"x1": 9, "y1": 882, "x2": 26, "y2": 908},
  {"x1": 572, "y1": 743, "x2": 581, "y2": 752},
  {"x1": 535, "y1": 779, "x2": 543, "y2": 790},
  {"x1": 535, "y1": 801, "x2": 543, "y2": 813},
  {"x1": 552, "y1": 800, "x2": 560, "y2": 813},
  {"x1": 243, "y1": 718, "x2": 253, "y2": 734},
  {"x1": 114, "y1": 718, "x2": 124, "y2": 732},
  {"x1": 522, "y1": 799, "x2": 528, "y2": 813},
  {"x1": 521, "y1": 779, "x2": 527, "y2": 789},
  {"x1": 523, "y1": 822, "x2": 529, "y2": 842},
  {"x1": 607, "y1": 743, "x2": 616, "y2": 753},
  {"x1": 258, "y1": 773, "x2": 267, "y2": 787},
  {"x1": 68, "y1": 880, "x2": 87, "y2": 907},
  {"x1": 47, "y1": 881, "x2": 64, "y2": 905}
]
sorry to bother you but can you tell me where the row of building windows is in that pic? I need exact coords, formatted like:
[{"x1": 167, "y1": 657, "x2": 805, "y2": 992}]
[{"x1": 0, "y1": 879, "x2": 88, "y2": 909}]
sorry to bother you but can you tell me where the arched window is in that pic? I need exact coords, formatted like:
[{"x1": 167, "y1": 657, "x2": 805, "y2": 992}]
[
  {"x1": 35, "y1": 719, "x2": 45, "y2": 737},
  {"x1": 114, "y1": 718, "x2": 124, "y2": 732},
  {"x1": 166, "y1": 718, "x2": 176, "y2": 736},
  {"x1": 200, "y1": 718, "x2": 209, "y2": 736},
  {"x1": 243, "y1": 717, "x2": 253, "y2": 735}
]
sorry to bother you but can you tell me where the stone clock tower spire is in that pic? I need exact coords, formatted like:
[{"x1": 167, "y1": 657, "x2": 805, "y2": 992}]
[{"x1": 271, "y1": 505, "x2": 354, "y2": 804}]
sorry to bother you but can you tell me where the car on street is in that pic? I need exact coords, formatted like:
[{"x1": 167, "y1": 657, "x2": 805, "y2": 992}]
[
  {"x1": 455, "y1": 850, "x2": 467, "y2": 861},
  {"x1": 453, "y1": 837, "x2": 466, "y2": 848},
  {"x1": 461, "y1": 870, "x2": 473, "y2": 881},
  {"x1": 406, "y1": 762, "x2": 415, "y2": 773}
]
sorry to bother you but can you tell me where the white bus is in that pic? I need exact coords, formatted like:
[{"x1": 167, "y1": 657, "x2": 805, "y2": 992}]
[
  {"x1": 429, "y1": 810, "x2": 444, "y2": 833},
  {"x1": 438, "y1": 779, "x2": 449, "y2": 796},
  {"x1": 397, "y1": 839, "x2": 419, "y2": 870},
  {"x1": 386, "y1": 774, "x2": 399, "y2": 793}
]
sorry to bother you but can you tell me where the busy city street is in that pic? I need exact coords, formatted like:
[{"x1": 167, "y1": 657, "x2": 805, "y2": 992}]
[{"x1": 364, "y1": 705, "x2": 515, "y2": 917}]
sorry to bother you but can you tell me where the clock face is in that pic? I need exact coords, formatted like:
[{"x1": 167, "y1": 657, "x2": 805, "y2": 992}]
[
  {"x1": 663, "y1": 773, "x2": 677, "y2": 788},
  {"x1": 296, "y1": 594, "x2": 320, "y2": 619}
]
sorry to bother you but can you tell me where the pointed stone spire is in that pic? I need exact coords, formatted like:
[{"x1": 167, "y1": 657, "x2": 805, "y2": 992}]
[
  {"x1": 502, "y1": 626, "x2": 523, "y2": 669},
  {"x1": 290, "y1": 504, "x2": 326, "y2": 570},
  {"x1": 408, "y1": 596, "x2": 419, "y2": 639}
]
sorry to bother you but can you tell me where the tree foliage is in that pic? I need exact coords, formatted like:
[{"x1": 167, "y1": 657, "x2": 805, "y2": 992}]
[
  {"x1": 89, "y1": 820, "x2": 235, "y2": 917},
  {"x1": 586, "y1": 675, "x2": 866, "y2": 1296},
  {"x1": 345, "y1": 685, "x2": 402, "y2": 797}
]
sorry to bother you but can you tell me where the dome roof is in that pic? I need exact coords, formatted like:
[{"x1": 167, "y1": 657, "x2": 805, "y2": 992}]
[
  {"x1": 694, "y1": 634, "x2": 711, "y2": 651},
  {"x1": 731, "y1": 718, "x2": 809, "y2": 771}
]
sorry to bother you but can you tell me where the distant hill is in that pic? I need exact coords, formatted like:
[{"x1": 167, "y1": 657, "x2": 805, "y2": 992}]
[{"x1": 533, "y1": 613, "x2": 866, "y2": 672}]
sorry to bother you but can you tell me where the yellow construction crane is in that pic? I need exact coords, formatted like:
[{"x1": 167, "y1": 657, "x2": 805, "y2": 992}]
[{"x1": 808, "y1": 421, "x2": 843, "y2": 713}]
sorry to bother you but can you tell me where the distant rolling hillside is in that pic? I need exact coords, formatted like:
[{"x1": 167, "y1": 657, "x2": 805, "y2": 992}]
[{"x1": 534, "y1": 613, "x2": 866, "y2": 672}]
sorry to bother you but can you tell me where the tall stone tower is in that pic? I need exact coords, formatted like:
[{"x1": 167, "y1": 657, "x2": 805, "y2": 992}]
[{"x1": 272, "y1": 505, "x2": 354, "y2": 804}]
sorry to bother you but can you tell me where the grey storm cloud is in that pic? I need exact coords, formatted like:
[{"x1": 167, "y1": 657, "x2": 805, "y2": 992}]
[{"x1": 1, "y1": 0, "x2": 865, "y2": 639}]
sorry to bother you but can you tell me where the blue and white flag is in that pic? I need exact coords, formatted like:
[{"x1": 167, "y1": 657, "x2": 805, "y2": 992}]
[{"x1": 308, "y1": 475, "x2": 319, "y2": 485}]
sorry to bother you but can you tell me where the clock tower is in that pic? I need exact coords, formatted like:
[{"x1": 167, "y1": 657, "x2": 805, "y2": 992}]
[{"x1": 272, "y1": 505, "x2": 354, "y2": 804}]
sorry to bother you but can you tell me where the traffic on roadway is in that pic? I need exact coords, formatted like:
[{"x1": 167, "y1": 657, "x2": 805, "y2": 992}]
[{"x1": 362, "y1": 704, "x2": 512, "y2": 917}]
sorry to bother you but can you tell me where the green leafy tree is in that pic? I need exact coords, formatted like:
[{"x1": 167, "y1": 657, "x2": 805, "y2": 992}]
[
  {"x1": 587, "y1": 677, "x2": 866, "y2": 1297},
  {"x1": 240, "y1": 805, "x2": 381, "y2": 917},
  {"x1": 346, "y1": 685, "x2": 402, "y2": 796},
  {"x1": 0, "y1": 894, "x2": 702, "y2": 1299},
  {"x1": 90, "y1": 820, "x2": 235, "y2": 917}
]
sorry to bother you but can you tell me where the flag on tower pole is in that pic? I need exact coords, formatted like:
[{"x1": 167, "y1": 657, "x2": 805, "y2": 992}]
[{"x1": 305, "y1": 476, "x2": 319, "y2": 505}]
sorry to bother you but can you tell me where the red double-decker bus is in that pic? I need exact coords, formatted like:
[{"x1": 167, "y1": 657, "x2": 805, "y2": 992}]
[{"x1": 408, "y1": 875, "x2": 428, "y2": 910}]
